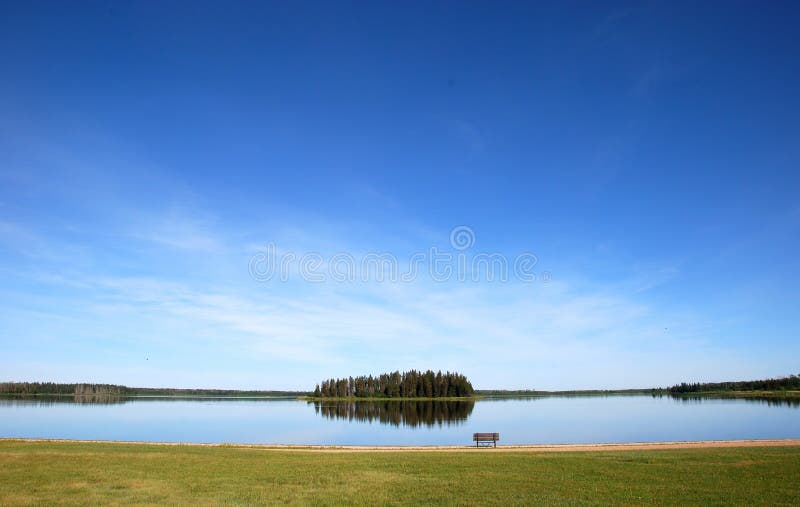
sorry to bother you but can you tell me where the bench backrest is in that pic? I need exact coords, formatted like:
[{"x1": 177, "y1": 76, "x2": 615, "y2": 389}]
[{"x1": 473, "y1": 433, "x2": 500, "y2": 441}]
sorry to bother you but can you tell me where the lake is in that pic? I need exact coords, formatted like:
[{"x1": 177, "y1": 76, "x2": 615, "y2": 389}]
[{"x1": 1, "y1": 395, "x2": 798, "y2": 446}]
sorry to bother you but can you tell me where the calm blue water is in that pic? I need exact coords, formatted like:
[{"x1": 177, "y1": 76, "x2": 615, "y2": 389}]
[{"x1": 1, "y1": 395, "x2": 798, "y2": 445}]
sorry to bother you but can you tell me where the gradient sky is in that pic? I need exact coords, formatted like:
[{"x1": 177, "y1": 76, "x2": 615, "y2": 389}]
[{"x1": 1, "y1": 1, "x2": 798, "y2": 390}]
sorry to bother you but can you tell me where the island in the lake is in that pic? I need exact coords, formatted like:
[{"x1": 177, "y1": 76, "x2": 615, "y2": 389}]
[{"x1": 311, "y1": 369, "x2": 475, "y2": 399}]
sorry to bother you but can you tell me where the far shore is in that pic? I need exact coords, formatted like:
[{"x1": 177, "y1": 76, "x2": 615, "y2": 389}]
[
  {"x1": 4, "y1": 389, "x2": 799, "y2": 400},
  {"x1": 3, "y1": 437, "x2": 799, "y2": 452}
]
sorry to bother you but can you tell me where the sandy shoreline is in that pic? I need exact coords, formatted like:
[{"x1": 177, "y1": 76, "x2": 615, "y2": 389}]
[{"x1": 2, "y1": 437, "x2": 799, "y2": 452}]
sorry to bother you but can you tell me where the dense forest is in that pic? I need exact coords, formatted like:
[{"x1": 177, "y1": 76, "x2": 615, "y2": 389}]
[
  {"x1": 0, "y1": 382, "x2": 129, "y2": 395},
  {"x1": 668, "y1": 374, "x2": 800, "y2": 393},
  {"x1": 314, "y1": 370, "x2": 474, "y2": 398},
  {"x1": 0, "y1": 382, "x2": 305, "y2": 397}
]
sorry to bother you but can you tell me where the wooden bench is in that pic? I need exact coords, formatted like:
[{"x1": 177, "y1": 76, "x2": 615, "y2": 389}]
[{"x1": 473, "y1": 432, "x2": 499, "y2": 448}]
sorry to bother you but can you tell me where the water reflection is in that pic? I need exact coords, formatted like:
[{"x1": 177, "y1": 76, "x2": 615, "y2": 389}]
[
  {"x1": 0, "y1": 395, "x2": 294, "y2": 407},
  {"x1": 1, "y1": 395, "x2": 798, "y2": 445},
  {"x1": 311, "y1": 399, "x2": 475, "y2": 427},
  {"x1": 0, "y1": 395, "x2": 127, "y2": 406},
  {"x1": 671, "y1": 394, "x2": 800, "y2": 408}
]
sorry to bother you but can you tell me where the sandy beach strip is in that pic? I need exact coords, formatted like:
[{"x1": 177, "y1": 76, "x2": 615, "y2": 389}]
[{"x1": 2, "y1": 438, "x2": 799, "y2": 453}]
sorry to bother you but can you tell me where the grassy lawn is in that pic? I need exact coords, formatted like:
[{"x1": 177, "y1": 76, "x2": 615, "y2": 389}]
[{"x1": 1, "y1": 441, "x2": 799, "y2": 505}]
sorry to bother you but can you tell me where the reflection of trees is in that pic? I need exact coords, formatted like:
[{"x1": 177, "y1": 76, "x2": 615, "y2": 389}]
[
  {"x1": 312, "y1": 399, "x2": 475, "y2": 427},
  {"x1": 0, "y1": 395, "x2": 127, "y2": 407},
  {"x1": 671, "y1": 394, "x2": 800, "y2": 408},
  {"x1": 0, "y1": 395, "x2": 294, "y2": 406},
  {"x1": 72, "y1": 394, "x2": 126, "y2": 404}
]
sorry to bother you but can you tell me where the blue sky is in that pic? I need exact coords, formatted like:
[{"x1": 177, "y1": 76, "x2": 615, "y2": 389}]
[{"x1": 1, "y1": 1, "x2": 798, "y2": 390}]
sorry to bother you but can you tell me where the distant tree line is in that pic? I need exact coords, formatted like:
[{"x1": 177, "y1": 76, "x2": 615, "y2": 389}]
[
  {"x1": 0, "y1": 382, "x2": 306, "y2": 397},
  {"x1": 668, "y1": 374, "x2": 800, "y2": 394},
  {"x1": 314, "y1": 370, "x2": 474, "y2": 398}
]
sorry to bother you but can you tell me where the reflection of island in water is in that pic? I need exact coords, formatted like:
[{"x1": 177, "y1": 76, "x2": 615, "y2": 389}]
[{"x1": 311, "y1": 399, "x2": 475, "y2": 427}]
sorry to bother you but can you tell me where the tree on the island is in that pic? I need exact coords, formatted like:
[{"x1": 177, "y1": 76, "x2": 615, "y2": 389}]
[{"x1": 312, "y1": 370, "x2": 475, "y2": 399}]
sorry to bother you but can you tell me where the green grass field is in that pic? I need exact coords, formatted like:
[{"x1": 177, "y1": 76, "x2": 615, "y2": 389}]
[{"x1": 1, "y1": 441, "x2": 799, "y2": 505}]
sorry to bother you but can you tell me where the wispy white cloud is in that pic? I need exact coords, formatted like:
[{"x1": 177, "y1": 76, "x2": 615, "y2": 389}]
[
  {"x1": 18, "y1": 254, "x2": 717, "y2": 389},
  {"x1": 130, "y1": 211, "x2": 224, "y2": 252},
  {"x1": 0, "y1": 135, "x2": 773, "y2": 389}
]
